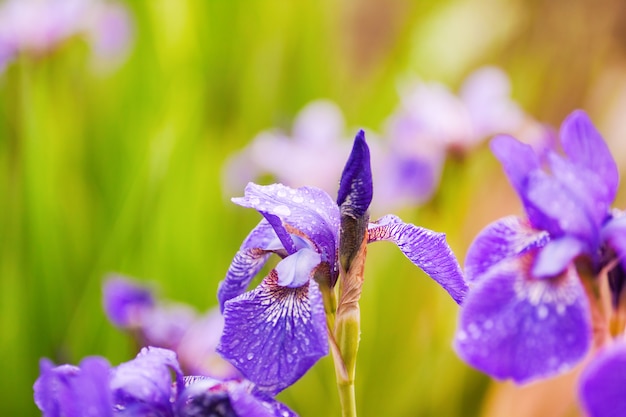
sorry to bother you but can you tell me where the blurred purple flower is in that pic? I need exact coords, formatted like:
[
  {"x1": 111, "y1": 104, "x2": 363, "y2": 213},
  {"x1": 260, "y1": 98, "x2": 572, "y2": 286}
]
[
  {"x1": 454, "y1": 110, "x2": 626, "y2": 384},
  {"x1": 34, "y1": 347, "x2": 296, "y2": 417},
  {"x1": 103, "y1": 275, "x2": 239, "y2": 380},
  {"x1": 579, "y1": 340, "x2": 626, "y2": 417},
  {"x1": 378, "y1": 66, "x2": 553, "y2": 209},
  {"x1": 0, "y1": 0, "x2": 133, "y2": 72},
  {"x1": 222, "y1": 100, "x2": 379, "y2": 198},
  {"x1": 217, "y1": 131, "x2": 467, "y2": 394}
]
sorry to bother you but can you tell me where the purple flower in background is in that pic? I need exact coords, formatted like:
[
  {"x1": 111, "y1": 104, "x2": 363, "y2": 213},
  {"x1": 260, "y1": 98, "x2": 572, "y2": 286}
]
[
  {"x1": 34, "y1": 347, "x2": 296, "y2": 417},
  {"x1": 454, "y1": 110, "x2": 626, "y2": 383},
  {"x1": 0, "y1": 0, "x2": 133, "y2": 73},
  {"x1": 103, "y1": 275, "x2": 239, "y2": 379},
  {"x1": 377, "y1": 66, "x2": 553, "y2": 209},
  {"x1": 217, "y1": 130, "x2": 467, "y2": 393},
  {"x1": 579, "y1": 340, "x2": 626, "y2": 417},
  {"x1": 222, "y1": 100, "x2": 383, "y2": 199}
]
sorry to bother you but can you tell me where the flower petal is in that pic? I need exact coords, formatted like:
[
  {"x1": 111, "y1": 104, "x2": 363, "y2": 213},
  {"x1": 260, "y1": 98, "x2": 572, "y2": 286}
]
[
  {"x1": 275, "y1": 248, "x2": 321, "y2": 288},
  {"x1": 233, "y1": 183, "x2": 340, "y2": 284},
  {"x1": 532, "y1": 236, "x2": 586, "y2": 278},
  {"x1": 490, "y1": 135, "x2": 557, "y2": 232},
  {"x1": 218, "y1": 219, "x2": 276, "y2": 310},
  {"x1": 110, "y1": 347, "x2": 183, "y2": 415},
  {"x1": 454, "y1": 254, "x2": 592, "y2": 384},
  {"x1": 337, "y1": 130, "x2": 373, "y2": 219},
  {"x1": 102, "y1": 275, "x2": 154, "y2": 328},
  {"x1": 525, "y1": 168, "x2": 598, "y2": 239},
  {"x1": 217, "y1": 271, "x2": 328, "y2": 394},
  {"x1": 34, "y1": 357, "x2": 113, "y2": 417},
  {"x1": 579, "y1": 340, "x2": 626, "y2": 417},
  {"x1": 368, "y1": 215, "x2": 467, "y2": 304},
  {"x1": 465, "y1": 216, "x2": 549, "y2": 282},
  {"x1": 560, "y1": 110, "x2": 619, "y2": 203},
  {"x1": 229, "y1": 380, "x2": 298, "y2": 417},
  {"x1": 490, "y1": 135, "x2": 540, "y2": 199}
]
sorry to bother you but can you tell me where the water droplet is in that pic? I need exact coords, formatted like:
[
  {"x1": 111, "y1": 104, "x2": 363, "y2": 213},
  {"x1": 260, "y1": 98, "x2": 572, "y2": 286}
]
[
  {"x1": 247, "y1": 353, "x2": 254, "y2": 360},
  {"x1": 537, "y1": 305, "x2": 549, "y2": 320},
  {"x1": 273, "y1": 205, "x2": 292, "y2": 216},
  {"x1": 293, "y1": 195, "x2": 304, "y2": 203}
]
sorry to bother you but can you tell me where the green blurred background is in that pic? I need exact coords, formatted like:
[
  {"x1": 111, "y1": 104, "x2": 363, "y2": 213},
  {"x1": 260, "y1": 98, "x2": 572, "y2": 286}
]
[{"x1": 2, "y1": 0, "x2": 626, "y2": 415}]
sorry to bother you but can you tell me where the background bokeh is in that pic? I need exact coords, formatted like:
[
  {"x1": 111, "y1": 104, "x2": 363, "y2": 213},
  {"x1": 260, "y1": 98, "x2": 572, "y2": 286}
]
[{"x1": 2, "y1": 0, "x2": 626, "y2": 415}]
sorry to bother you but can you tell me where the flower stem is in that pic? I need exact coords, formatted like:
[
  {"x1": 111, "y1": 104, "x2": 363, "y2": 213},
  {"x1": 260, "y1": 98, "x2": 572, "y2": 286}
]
[{"x1": 333, "y1": 234, "x2": 367, "y2": 417}]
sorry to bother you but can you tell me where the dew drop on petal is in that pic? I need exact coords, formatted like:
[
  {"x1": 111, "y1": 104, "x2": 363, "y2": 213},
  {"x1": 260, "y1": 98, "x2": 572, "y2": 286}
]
[{"x1": 273, "y1": 205, "x2": 292, "y2": 216}]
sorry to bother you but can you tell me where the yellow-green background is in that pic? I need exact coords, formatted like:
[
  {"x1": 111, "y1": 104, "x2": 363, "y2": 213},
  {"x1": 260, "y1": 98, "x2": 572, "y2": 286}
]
[{"x1": 2, "y1": 0, "x2": 625, "y2": 415}]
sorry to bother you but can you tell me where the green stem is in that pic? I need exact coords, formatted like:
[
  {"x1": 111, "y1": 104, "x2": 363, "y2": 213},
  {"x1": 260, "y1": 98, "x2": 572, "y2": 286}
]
[{"x1": 334, "y1": 307, "x2": 360, "y2": 417}]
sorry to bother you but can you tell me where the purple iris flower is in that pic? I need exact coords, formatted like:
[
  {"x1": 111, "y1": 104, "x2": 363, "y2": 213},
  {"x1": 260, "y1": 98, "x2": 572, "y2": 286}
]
[
  {"x1": 0, "y1": 0, "x2": 133, "y2": 73},
  {"x1": 34, "y1": 347, "x2": 297, "y2": 417},
  {"x1": 217, "y1": 130, "x2": 467, "y2": 394},
  {"x1": 103, "y1": 275, "x2": 240, "y2": 380},
  {"x1": 377, "y1": 67, "x2": 556, "y2": 211},
  {"x1": 454, "y1": 110, "x2": 626, "y2": 383},
  {"x1": 579, "y1": 340, "x2": 626, "y2": 417}
]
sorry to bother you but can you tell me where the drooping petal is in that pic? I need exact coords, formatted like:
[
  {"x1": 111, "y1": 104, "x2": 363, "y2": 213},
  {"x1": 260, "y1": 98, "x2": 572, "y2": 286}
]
[
  {"x1": 367, "y1": 215, "x2": 467, "y2": 304},
  {"x1": 217, "y1": 271, "x2": 328, "y2": 394},
  {"x1": 337, "y1": 130, "x2": 373, "y2": 219},
  {"x1": 465, "y1": 216, "x2": 549, "y2": 282},
  {"x1": 110, "y1": 347, "x2": 183, "y2": 415},
  {"x1": 560, "y1": 110, "x2": 619, "y2": 203},
  {"x1": 532, "y1": 236, "x2": 586, "y2": 278},
  {"x1": 103, "y1": 275, "x2": 155, "y2": 327},
  {"x1": 233, "y1": 183, "x2": 340, "y2": 284},
  {"x1": 34, "y1": 357, "x2": 113, "y2": 417},
  {"x1": 454, "y1": 254, "x2": 592, "y2": 384},
  {"x1": 579, "y1": 340, "x2": 626, "y2": 417},
  {"x1": 218, "y1": 220, "x2": 276, "y2": 310}
]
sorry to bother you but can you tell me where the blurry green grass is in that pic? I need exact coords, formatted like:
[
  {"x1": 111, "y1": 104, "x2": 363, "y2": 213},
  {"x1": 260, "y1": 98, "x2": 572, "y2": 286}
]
[{"x1": 0, "y1": 0, "x2": 601, "y2": 415}]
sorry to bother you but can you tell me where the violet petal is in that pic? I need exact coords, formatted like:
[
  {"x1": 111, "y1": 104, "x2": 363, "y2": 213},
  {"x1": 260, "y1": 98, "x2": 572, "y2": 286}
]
[
  {"x1": 110, "y1": 347, "x2": 183, "y2": 415},
  {"x1": 337, "y1": 130, "x2": 373, "y2": 219},
  {"x1": 454, "y1": 255, "x2": 592, "y2": 384},
  {"x1": 532, "y1": 236, "x2": 586, "y2": 278},
  {"x1": 217, "y1": 220, "x2": 276, "y2": 310},
  {"x1": 579, "y1": 340, "x2": 626, "y2": 417},
  {"x1": 233, "y1": 183, "x2": 340, "y2": 282},
  {"x1": 102, "y1": 275, "x2": 154, "y2": 328},
  {"x1": 490, "y1": 135, "x2": 557, "y2": 232},
  {"x1": 34, "y1": 357, "x2": 113, "y2": 417},
  {"x1": 275, "y1": 248, "x2": 321, "y2": 288},
  {"x1": 560, "y1": 110, "x2": 619, "y2": 204},
  {"x1": 217, "y1": 272, "x2": 328, "y2": 394},
  {"x1": 465, "y1": 216, "x2": 549, "y2": 283},
  {"x1": 367, "y1": 215, "x2": 467, "y2": 304}
]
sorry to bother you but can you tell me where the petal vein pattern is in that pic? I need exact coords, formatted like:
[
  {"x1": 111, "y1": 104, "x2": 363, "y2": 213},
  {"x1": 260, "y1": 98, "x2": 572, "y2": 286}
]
[
  {"x1": 217, "y1": 271, "x2": 328, "y2": 394},
  {"x1": 368, "y1": 215, "x2": 467, "y2": 304},
  {"x1": 218, "y1": 220, "x2": 276, "y2": 310}
]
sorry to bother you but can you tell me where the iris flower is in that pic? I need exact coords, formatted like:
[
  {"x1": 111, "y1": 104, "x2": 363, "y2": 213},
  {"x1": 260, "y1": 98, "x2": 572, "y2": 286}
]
[
  {"x1": 34, "y1": 346, "x2": 296, "y2": 417},
  {"x1": 0, "y1": 0, "x2": 133, "y2": 73},
  {"x1": 217, "y1": 130, "x2": 467, "y2": 394},
  {"x1": 454, "y1": 110, "x2": 626, "y2": 383},
  {"x1": 103, "y1": 275, "x2": 239, "y2": 379}
]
